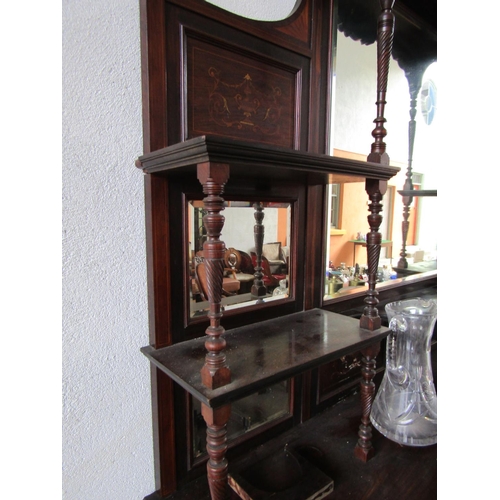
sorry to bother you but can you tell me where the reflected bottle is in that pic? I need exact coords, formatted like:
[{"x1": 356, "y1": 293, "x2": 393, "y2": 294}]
[
  {"x1": 370, "y1": 298, "x2": 437, "y2": 446},
  {"x1": 272, "y1": 278, "x2": 288, "y2": 297}
]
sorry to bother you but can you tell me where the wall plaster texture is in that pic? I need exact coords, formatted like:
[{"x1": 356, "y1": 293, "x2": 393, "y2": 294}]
[
  {"x1": 62, "y1": 1, "x2": 296, "y2": 499},
  {"x1": 62, "y1": 0, "x2": 153, "y2": 498}
]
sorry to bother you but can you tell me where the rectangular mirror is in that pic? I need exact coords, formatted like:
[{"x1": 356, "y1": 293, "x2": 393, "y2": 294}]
[
  {"x1": 323, "y1": 174, "x2": 437, "y2": 301},
  {"x1": 191, "y1": 379, "x2": 291, "y2": 461},
  {"x1": 187, "y1": 200, "x2": 293, "y2": 319},
  {"x1": 323, "y1": 6, "x2": 438, "y2": 302}
]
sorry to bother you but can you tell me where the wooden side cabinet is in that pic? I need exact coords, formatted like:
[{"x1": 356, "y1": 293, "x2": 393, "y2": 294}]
[
  {"x1": 134, "y1": 1, "x2": 417, "y2": 497},
  {"x1": 136, "y1": 136, "x2": 399, "y2": 499}
]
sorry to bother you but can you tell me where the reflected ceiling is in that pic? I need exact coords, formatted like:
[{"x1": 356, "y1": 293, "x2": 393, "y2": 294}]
[{"x1": 336, "y1": 0, "x2": 437, "y2": 78}]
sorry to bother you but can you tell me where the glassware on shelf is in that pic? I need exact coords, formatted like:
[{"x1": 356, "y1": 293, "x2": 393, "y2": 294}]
[{"x1": 370, "y1": 298, "x2": 437, "y2": 446}]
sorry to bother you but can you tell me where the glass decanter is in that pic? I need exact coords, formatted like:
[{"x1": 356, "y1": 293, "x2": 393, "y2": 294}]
[{"x1": 370, "y1": 298, "x2": 437, "y2": 446}]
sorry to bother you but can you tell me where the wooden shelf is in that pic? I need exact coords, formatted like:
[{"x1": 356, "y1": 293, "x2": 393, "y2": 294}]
[
  {"x1": 397, "y1": 189, "x2": 437, "y2": 197},
  {"x1": 136, "y1": 135, "x2": 400, "y2": 183},
  {"x1": 141, "y1": 309, "x2": 390, "y2": 409}
]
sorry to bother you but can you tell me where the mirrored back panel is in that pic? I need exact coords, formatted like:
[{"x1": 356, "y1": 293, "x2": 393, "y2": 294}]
[
  {"x1": 188, "y1": 200, "x2": 293, "y2": 318},
  {"x1": 166, "y1": 175, "x2": 306, "y2": 342}
]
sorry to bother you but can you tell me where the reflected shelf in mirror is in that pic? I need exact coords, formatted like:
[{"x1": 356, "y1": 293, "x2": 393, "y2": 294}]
[{"x1": 190, "y1": 291, "x2": 290, "y2": 319}]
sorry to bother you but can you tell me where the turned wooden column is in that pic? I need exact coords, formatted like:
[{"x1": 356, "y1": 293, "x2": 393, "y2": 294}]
[
  {"x1": 366, "y1": 0, "x2": 395, "y2": 167},
  {"x1": 197, "y1": 162, "x2": 232, "y2": 500},
  {"x1": 361, "y1": 0, "x2": 395, "y2": 331},
  {"x1": 202, "y1": 404, "x2": 231, "y2": 500},
  {"x1": 354, "y1": 343, "x2": 380, "y2": 462},
  {"x1": 251, "y1": 202, "x2": 267, "y2": 297},
  {"x1": 398, "y1": 66, "x2": 425, "y2": 268},
  {"x1": 197, "y1": 162, "x2": 231, "y2": 389},
  {"x1": 361, "y1": 178, "x2": 387, "y2": 331},
  {"x1": 357, "y1": 0, "x2": 395, "y2": 461}
]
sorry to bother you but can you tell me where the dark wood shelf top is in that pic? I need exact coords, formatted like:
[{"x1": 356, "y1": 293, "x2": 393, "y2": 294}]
[
  {"x1": 398, "y1": 189, "x2": 437, "y2": 197},
  {"x1": 135, "y1": 135, "x2": 400, "y2": 183},
  {"x1": 141, "y1": 309, "x2": 390, "y2": 408}
]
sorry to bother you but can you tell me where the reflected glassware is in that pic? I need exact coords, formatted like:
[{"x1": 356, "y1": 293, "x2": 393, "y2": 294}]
[
  {"x1": 370, "y1": 298, "x2": 437, "y2": 446},
  {"x1": 273, "y1": 279, "x2": 288, "y2": 296}
]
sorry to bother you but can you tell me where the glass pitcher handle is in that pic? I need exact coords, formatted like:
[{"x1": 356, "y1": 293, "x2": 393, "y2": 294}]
[{"x1": 387, "y1": 315, "x2": 410, "y2": 388}]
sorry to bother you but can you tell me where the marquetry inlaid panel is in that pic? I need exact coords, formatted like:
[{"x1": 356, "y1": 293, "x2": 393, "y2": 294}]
[{"x1": 186, "y1": 33, "x2": 298, "y2": 148}]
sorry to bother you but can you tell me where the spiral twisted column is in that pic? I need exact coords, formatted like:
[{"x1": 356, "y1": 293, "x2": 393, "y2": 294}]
[
  {"x1": 361, "y1": 179, "x2": 387, "y2": 331},
  {"x1": 354, "y1": 344, "x2": 380, "y2": 462},
  {"x1": 367, "y1": 0, "x2": 395, "y2": 166},
  {"x1": 398, "y1": 66, "x2": 425, "y2": 268},
  {"x1": 197, "y1": 162, "x2": 231, "y2": 390},
  {"x1": 251, "y1": 202, "x2": 267, "y2": 297},
  {"x1": 362, "y1": 0, "x2": 395, "y2": 330}
]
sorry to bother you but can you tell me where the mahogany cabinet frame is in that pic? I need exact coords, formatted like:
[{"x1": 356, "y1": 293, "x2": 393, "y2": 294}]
[{"x1": 137, "y1": 0, "x2": 401, "y2": 497}]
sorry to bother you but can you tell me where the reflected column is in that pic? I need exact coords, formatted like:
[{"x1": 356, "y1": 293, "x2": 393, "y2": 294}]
[{"x1": 251, "y1": 202, "x2": 267, "y2": 298}]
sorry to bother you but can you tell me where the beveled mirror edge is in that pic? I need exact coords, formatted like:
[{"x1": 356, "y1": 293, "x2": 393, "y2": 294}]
[{"x1": 183, "y1": 192, "x2": 301, "y2": 331}]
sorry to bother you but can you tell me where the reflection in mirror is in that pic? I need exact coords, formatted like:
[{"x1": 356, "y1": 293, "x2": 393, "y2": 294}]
[
  {"x1": 324, "y1": 10, "x2": 437, "y2": 301},
  {"x1": 205, "y1": 0, "x2": 301, "y2": 22},
  {"x1": 188, "y1": 200, "x2": 292, "y2": 318},
  {"x1": 192, "y1": 379, "x2": 290, "y2": 459}
]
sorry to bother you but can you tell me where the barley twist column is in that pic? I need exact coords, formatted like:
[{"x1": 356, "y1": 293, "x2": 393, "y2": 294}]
[
  {"x1": 367, "y1": 0, "x2": 395, "y2": 167},
  {"x1": 398, "y1": 67, "x2": 425, "y2": 268},
  {"x1": 399, "y1": 88, "x2": 418, "y2": 266},
  {"x1": 357, "y1": 0, "x2": 395, "y2": 462},
  {"x1": 361, "y1": 179, "x2": 387, "y2": 331},
  {"x1": 362, "y1": 0, "x2": 395, "y2": 330},
  {"x1": 354, "y1": 344, "x2": 380, "y2": 462},
  {"x1": 197, "y1": 162, "x2": 231, "y2": 389}
]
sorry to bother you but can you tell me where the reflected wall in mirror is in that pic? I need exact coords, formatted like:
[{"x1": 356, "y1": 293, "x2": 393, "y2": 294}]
[
  {"x1": 324, "y1": 7, "x2": 437, "y2": 300},
  {"x1": 188, "y1": 200, "x2": 292, "y2": 318}
]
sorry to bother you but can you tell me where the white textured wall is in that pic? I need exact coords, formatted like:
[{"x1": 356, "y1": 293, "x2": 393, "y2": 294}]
[
  {"x1": 62, "y1": 1, "x2": 297, "y2": 499},
  {"x1": 62, "y1": 0, "x2": 154, "y2": 498}
]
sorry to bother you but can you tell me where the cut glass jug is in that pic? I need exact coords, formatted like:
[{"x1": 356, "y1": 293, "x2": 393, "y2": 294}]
[{"x1": 370, "y1": 298, "x2": 437, "y2": 446}]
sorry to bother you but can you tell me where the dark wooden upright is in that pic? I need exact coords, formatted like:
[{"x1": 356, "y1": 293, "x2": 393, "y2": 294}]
[
  {"x1": 362, "y1": 0, "x2": 395, "y2": 332},
  {"x1": 196, "y1": 162, "x2": 232, "y2": 500},
  {"x1": 356, "y1": 0, "x2": 395, "y2": 462},
  {"x1": 397, "y1": 67, "x2": 438, "y2": 269},
  {"x1": 197, "y1": 162, "x2": 231, "y2": 390}
]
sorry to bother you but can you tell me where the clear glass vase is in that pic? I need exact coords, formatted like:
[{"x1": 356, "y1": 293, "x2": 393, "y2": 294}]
[{"x1": 370, "y1": 298, "x2": 437, "y2": 446}]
